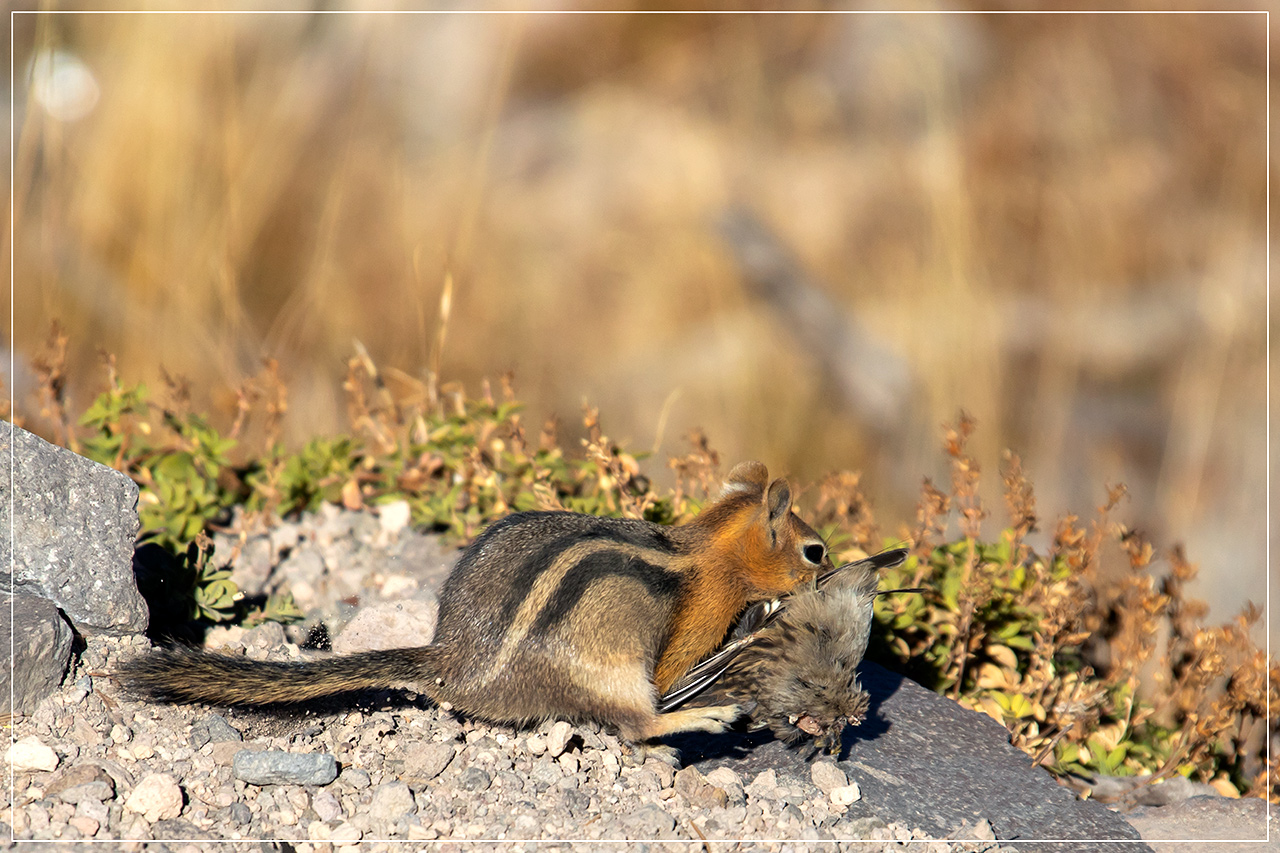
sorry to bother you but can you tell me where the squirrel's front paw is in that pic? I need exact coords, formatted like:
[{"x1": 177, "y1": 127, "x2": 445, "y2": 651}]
[{"x1": 695, "y1": 703, "x2": 743, "y2": 733}]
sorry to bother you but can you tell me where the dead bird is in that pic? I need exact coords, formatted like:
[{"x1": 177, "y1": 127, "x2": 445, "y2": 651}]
[{"x1": 661, "y1": 547, "x2": 917, "y2": 754}]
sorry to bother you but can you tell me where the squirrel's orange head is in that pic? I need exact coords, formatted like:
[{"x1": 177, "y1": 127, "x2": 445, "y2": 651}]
[{"x1": 692, "y1": 461, "x2": 833, "y2": 598}]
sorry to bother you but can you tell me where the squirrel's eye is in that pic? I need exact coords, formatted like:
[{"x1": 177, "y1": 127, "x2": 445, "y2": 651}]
[{"x1": 803, "y1": 544, "x2": 825, "y2": 564}]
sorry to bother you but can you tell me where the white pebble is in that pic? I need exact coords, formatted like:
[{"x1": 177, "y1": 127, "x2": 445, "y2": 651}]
[
  {"x1": 525, "y1": 734, "x2": 547, "y2": 756},
  {"x1": 546, "y1": 721, "x2": 574, "y2": 758},
  {"x1": 124, "y1": 773, "x2": 184, "y2": 822},
  {"x1": 7, "y1": 736, "x2": 59, "y2": 772},
  {"x1": 830, "y1": 782, "x2": 862, "y2": 807},
  {"x1": 377, "y1": 500, "x2": 412, "y2": 537}
]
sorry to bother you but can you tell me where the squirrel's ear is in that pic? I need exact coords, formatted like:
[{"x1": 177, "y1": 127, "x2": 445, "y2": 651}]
[
  {"x1": 721, "y1": 461, "x2": 769, "y2": 498},
  {"x1": 765, "y1": 478, "x2": 792, "y2": 524}
]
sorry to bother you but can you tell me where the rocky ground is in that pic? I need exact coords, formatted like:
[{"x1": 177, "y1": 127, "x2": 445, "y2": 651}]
[{"x1": 2, "y1": 448, "x2": 1270, "y2": 851}]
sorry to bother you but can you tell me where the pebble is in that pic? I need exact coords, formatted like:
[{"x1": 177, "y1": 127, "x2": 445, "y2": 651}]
[
  {"x1": 674, "y1": 765, "x2": 728, "y2": 809},
  {"x1": 458, "y1": 766, "x2": 492, "y2": 792},
  {"x1": 623, "y1": 803, "x2": 675, "y2": 837},
  {"x1": 403, "y1": 741, "x2": 455, "y2": 783},
  {"x1": 831, "y1": 782, "x2": 862, "y2": 807},
  {"x1": 123, "y1": 773, "x2": 184, "y2": 822},
  {"x1": 369, "y1": 781, "x2": 417, "y2": 822},
  {"x1": 53, "y1": 781, "x2": 114, "y2": 805},
  {"x1": 705, "y1": 766, "x2": 746, "y2": 806},
  {"x1": 312, "y1": 789, "x2": 345, "y2": 822},
  {"x1": 546, "y1": 721, "x2": 575, "y2": 758},
  {"x1": 8, "y1": 736, "x2": 59, "y2": 772},
  {"x1": 810, "y1": 760, "x2": 847, "y2": 794},
  {"x1": 232, "y1": 751, "x2": 338, "y2": 786}
]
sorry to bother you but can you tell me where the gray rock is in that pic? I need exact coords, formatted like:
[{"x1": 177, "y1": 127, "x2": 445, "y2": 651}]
[
  {"x1": 1124, "y1": 795, "x2": 1268, "y2": 851},
  {"x1": 0, "y1": 423, "x2": 147, "y2": 635},
  {"x1": 687, "y1": 661, "x2": 1151, "y2": 849},
  {"x1": 0, "y1": 591, "x2": 74, "y2": 713},
  {"x1": 231, "y1": 750, "x2": 337, "y2": 786},
  {"x1": 198, "y1": 714, "x2": 242, "y2": 744}
]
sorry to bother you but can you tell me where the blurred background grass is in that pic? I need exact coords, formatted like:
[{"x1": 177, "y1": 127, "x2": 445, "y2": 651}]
[{"x1": 5, "y1": 7, "x2": 1271, "y2": 642}]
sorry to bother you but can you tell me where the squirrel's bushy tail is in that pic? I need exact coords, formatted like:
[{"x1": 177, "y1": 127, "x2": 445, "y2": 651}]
[{"x1": 117, "y1": 646, "x2": 442, "y2": 706}]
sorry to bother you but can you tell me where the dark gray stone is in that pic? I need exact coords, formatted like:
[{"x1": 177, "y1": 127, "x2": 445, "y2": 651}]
[
  {"x1": 0, "y1": 422, "x2": 147, "y2": 635},
  {"x1": 232, "y1": 750, "x2": 338, "y2": 786},
  {"x1": 190, "y1": 713, "x2": 242, "y2": 749},
  {"x1": 1124, "y1": 795, "x2": 1268, "y2": 850},
  {"x1": 457, "y1": 766, "x2": 492, "y2": 792},
  {"x1": 681, "y1": 661, "x2": 1152, "y2": 850},
  {"x1": 0, "y1": 591, "x2": 74, "y2": 713},
  {"x1": 202, "y1": 714, "x2": 242, "y2": 743}
]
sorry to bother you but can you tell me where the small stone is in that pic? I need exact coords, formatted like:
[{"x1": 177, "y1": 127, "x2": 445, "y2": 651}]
[
  {"x1": 46, "y1": 764, "x2": 112, "y2": 797},
  {"x1": 54, "y1": 781, "x2": 114, "y2": 805},
  {"x1": 109, "y1": 724, "x2": 132, "y2": 744},
  {"x1": 622, "y1": 803, "x2": 675, "y2": 838},
  {"x1": 525, "y1": 734, "x2": 547, "y2": 756},
  {"x1": 313, "y1": 789, "x2": 344, "y2": 822},
  {"x1": 645, "y1": 758, "x2": 675, "y2": 789},
  {"x1": 557, "y1": 753, "x2": 579, "y2": 775},
  {"x1": 705, "y1": 767, "x2": 746, "y2": 806},
  {"x1": 546, "y1": 721, "x2": 574, "y2": 758},
  {"x1": 68, "y1": 815, "x2": 99, "y2": 837},
  {"x1": 403, "y1": 741, "x2": 455, "y2": 783},
  {"x1": 512, "y1": 814, "x2": 540, "y2": 836},
  {"x1": 377, "y1": 500, "x2": 412, "y2": 537},
  {"x1": 369, "y1": 782, "x2": 416, "y2": 823},
  {"x1": 747, "y1": 768, "x2": 780, "y2": 800},
  {"x1": 810, "y1": 761, "x2": 847, "y2": 794},
  {"x1": 342, "y1": 767, "x2": 372, "y2": 790},
  {"x1": 331, "y1": 821, "x2": 363, "y2": 842},
  {"x1": 8, "y1": 737, "x2": 59, "y2": 772},
  {"x1": 675, "y1": 765, "x2": 729, "y2": 809},
  {"x1": 212, "y1": 741, "x2": 255, "y2": 765},
  {"x1": 530, "y1": 758, "x2": 562, "y2": 787},
  {"x1": 232, "y1": 751, "x2": 338, "y2": 786},
  {"x1": 830, "y1": 783, "x2": 862, "y2": 807},
  {"x1": 202, "y1": 714, "x2": 242, "y2": 743},
  {"x1": 124, "y1": 773, "x2": 184, "y2": 822},
  {"x1": 457, "y1": 766, "x2": 491, "y2": 792}
]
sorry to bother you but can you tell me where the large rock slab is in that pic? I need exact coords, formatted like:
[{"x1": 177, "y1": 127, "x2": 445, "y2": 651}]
[
  {"x1": 0, "y1": 590, "x2": 74, "y2": 713},
  {"x1": 0, "y1": 421, "x2": 147, "y2": 635},
  {"x1": 678, "y1": 661, "x2": 1150, "y2": 850}
]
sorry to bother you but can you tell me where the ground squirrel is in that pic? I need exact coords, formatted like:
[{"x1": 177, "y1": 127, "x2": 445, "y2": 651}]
[{"x1": 119, "y1": 461, "x2": 834, "y2": 750}]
